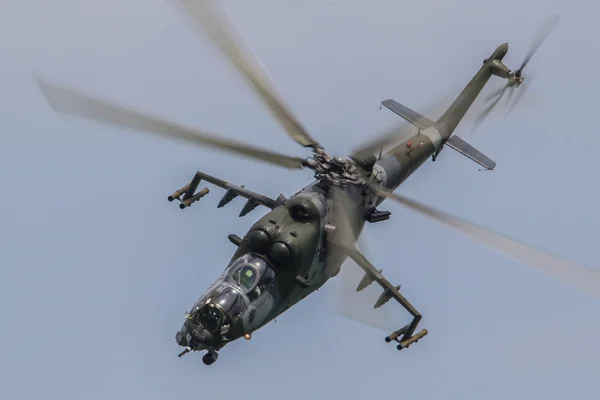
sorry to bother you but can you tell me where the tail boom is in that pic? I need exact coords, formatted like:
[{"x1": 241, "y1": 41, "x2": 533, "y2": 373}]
[
  {"x1": 371, "y1": 43, "x2": 507, "y2": 190},
  {"x1": 436, "y1": 42, "x2": 509, "y2": 139}
]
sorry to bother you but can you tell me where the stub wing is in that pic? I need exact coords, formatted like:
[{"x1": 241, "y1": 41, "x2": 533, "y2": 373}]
[
  {"x1": 332, "y1": 241, "x2": 428, "y2": 352},
  {"x1": 168, "y1": 170, "x2": 284, "y2": 216}
]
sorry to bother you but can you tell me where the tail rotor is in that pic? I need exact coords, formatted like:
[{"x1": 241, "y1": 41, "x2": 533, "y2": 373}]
[
  {"x1": 511, "y1": 14, "x2": 561, "y2": 83},
  {"x1": 472, "y1": 14, "x2": 560, "y2": 132}
]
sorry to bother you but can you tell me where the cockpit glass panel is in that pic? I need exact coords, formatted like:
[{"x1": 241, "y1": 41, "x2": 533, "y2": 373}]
[
  {"x1": 225, "y1": 254, "x2": 276, "y2": 294},
  {"x1": 238, "y1": 265, "x2": 258, "y2": 290},
  {"x1": 196, "y1": 305, "x2": 221, "y2": 332},
  {"x1": 212, "y1": 288, "x2": 246, "y2": 318}
]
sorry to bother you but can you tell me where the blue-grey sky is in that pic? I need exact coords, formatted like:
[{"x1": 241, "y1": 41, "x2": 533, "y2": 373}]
[{"x1": 2, "y1": 0, "x2": 600, "y2": 399}]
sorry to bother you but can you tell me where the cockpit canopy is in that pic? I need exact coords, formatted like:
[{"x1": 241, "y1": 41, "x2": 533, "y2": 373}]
[
  {"x1": 225, "y1": 253, "x2": 276, "y2": 296},
  {"x1": 188, "y1": 253, "x2": 276, "y2": 333},
  {"x1": 234, "y1": 265, "x2": 259, "y2": 291},
  {"x1": 192, "y1": 286, "x2": 248, "y2": 335}
]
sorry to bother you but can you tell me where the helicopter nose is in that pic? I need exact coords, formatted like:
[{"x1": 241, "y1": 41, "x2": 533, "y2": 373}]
[
  {"x1": 175, "y1": 330, "x2": 190, "y2": 347},
  {"x1": 175, "y1": 322, "x2": 211, "y2": 351}
]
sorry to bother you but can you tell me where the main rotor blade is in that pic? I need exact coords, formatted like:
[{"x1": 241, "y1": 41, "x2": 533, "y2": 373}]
[
  {"x1": 326, "y1": 185, "x2": 369, "y2": 278},
  {"x1": 518, "y1": 14, "x2": 560, "y2": 72},
  {"x1": 330, "y1": 240, "x2": 397, "y2": 333},
  {"x1": 328, "y1": 185, "x2": 361, "y2": 248},
  {"x1": 350, "y1": 120, "x2": 416, "y2": 160},
  {"x1": 327, "y1": 186, "x2": 397, "y2": 332},
  {"x1": 369, "y1": 185, "x2": 600, "y2": 301},
  {"x1": 36, "y1": 77, "x2": 306, "y2": 169},
  {"x1": 171, "y1": 0, "x2": 321, "y2": 149}
]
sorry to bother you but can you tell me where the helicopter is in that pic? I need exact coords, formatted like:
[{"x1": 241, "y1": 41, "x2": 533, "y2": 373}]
[{"x1": 34, "y1": 1, "x2": 600, "y2": 366}]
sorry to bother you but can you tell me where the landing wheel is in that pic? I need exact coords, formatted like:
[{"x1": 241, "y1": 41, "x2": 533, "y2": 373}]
[{"x1": 202, "y1": 351, "x2": 218, "y2": 366}]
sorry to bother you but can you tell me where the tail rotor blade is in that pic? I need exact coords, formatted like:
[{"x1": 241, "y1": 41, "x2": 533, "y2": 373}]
[
  {"x1": 517, "y1": 14, "x2": 561, "y2": 73},
  {"x1": 484, "y1": 84, "x2": 508, "y2": 104},
  {"x1": 170, "y1": 0, "x2": 321, "y2": 149},
  {"x1": 369, "y1": 184, "x2": 600, "y2": 301},
  {"x1": 35, "y1": 76, "x2": 306, "y2": 169},
  {"x1": 472, "y1": 85, "x2": 508, "y2": 133},
  {"x1": 506, "y1": 76, "x2": 534, "y2": 116},
  {"x1": 505, "y1": 85, "x2": 516, "y2": 105}
]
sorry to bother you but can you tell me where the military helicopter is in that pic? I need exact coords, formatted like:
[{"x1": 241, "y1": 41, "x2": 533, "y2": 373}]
[{"x1": 35, "y1": 1, "x2": 600, "y2": 366}]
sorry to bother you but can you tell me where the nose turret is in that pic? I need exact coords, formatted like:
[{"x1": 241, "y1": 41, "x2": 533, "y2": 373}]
[
  {"x1": 175, "y1": 252, "x2": 279, "y2": 363},
  {"x1": 175, "y1": 313, "x2": 216, "y2": 352},
  {"x1": 176, "y1": 280, "x2": 252, "y2": 353}
]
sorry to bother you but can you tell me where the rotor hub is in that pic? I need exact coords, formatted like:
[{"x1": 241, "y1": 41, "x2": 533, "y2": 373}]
[
  {"x1": 331, "y1": 156, "x2": 346, "y2": 170},
  {"x1": 305, "y1": 151, "x2": 366, "y2": 190}
]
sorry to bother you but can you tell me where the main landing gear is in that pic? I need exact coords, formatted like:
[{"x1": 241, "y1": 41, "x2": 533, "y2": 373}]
[{"x1": 202, "y1": 349, "x2": 219, "y2": 366}]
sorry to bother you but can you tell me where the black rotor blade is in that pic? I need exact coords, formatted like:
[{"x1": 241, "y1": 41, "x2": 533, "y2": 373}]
[
  {"x1": 170, "y1": 0, "x2": 321, "y2": 149},
  {"x1": 505, "y1": 85, "x2": 516, "y2": 105},
  {"x1": 517, "y1": 14, "x2": 561, "y2": 73},
  {"x1": 369, "y1": 184, "x2": 600, "y2": 301},
  {"x1": 506, "y1": 76, "x2": 534, "y2": 116},
  {"x1": 472, "y1": 85, "x2": 509, "y2": 133},
  {"x1": 484, "y1": 84, "x2": 509, "y2": 104},
  {"x1": 36, "y1": 77, "x2": 306, "y2": 169}
]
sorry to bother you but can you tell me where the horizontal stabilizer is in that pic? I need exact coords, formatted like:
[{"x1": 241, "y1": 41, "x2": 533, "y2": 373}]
[
  {"x1": 445, "y1": 135, "x2": 496, "y2": 170},
  {"x1": 381, "y1": 99, "x2": 435, "y2": 130}
]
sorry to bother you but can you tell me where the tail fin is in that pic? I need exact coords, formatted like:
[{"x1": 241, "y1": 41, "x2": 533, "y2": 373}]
[{"x1": 436, "y1": 42, "x2": 509, "y2": 139}]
